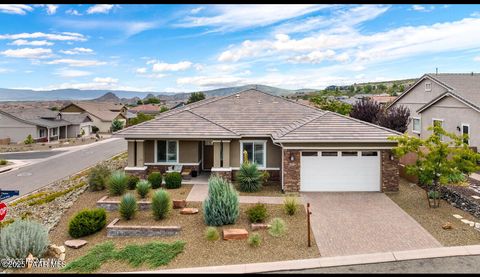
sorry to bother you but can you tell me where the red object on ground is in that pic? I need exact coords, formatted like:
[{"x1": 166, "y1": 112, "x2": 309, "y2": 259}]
[{"x1": 0, "y1": 202, "x2": 7, "y2": 221}]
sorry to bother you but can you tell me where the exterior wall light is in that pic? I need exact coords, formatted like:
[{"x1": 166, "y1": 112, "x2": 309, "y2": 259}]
[{"x1": 290, "y1": 153, "x2": 295, "y2": 161}]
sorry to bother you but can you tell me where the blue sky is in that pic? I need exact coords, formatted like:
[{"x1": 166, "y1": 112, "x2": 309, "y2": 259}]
[{"x1": 0, "y1": 4, "x2": 480, "y2": 92}]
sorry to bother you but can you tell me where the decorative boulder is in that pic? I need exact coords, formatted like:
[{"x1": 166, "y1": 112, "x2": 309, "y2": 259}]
[
  {"x1": 251, "y1": 223, "x2": 271, "y2": 231},
  {"x1": 65, "y1": 239, "x2": 88, "y2": 249},
  {"x1": 442, "y1": 222, "x2": 453, "y2": 230},
  {"x1": 180, "y1": 208, "x2": 199, "y2": 214},
  {"x1": 223, "y1": 228, "x2": 248, "y2": 240},
  {"x1": 173, "y1": 199, "x2": 187, "y2": 209}
]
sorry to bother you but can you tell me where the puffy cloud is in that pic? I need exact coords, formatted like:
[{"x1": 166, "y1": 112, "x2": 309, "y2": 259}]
[
  {"x1": 9, "y1": 39, "x2": 53, "y2": 46},
  {"x1": 46, "y1": 4, "x2": 59, "y2": 15},
  {"x1": 0, "y1": 32, "x2": 86, "y2": 41},
  {"x1": 152, "y1": 61, "x2": 192, "y2": 72},
  {"x1": 87, "y1": 4, "x2": 116, "y2": 14},
  {"x1": 55, "y1": 69, "x2": 92, "y2": 78},
  {"x1": 136, "y1": 67, "x2": 147, "y2": 74},
  {"x1": 59, "y1": 47, "x2": 94, "y2": 55},
  {"x1": 46, "y1": 59, "x2": 106, "y2": 67},
  {"x1": 66, "y1": 9, "x2": 82, "y2": 16},
  {"x1": 0, "y1": 4, "x2": 33, "y2": 15},
  {"x1": 1, "y1": 48, "x2": 52, "y2": 59}
]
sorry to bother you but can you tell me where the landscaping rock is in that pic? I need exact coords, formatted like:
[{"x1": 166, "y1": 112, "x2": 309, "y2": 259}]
[
  {"x1": 442, "y1": 222, "x2": 453, "y2": 230},
  {"x1": 59, "y1": 253, "x2": 66, "y2": 261},
  {"x1": 173, "y1": 199, "x2": 187, "y2": 209},
  {"x1": 223, "y1": 228, "x2": 248, "y2": 240},
  {"x1": 26, "y1": 253, "x2": 34, "y2": 269},
  {"x1": 251, "y1": 223, "x2": 271, "y2": 231},
  {"x1": 65, "y1": 239, "x2": 88, "y2": 249},
  {"x1": 472, "y1": 196, "x2": 480, "y2": 200},
  {"x1": 461, "y1": 219, "x2": 472, "y2": 224},
  {"x1": 475, "y1": 223, "x2": 480, "y2": 230},
  {"x1": 453, "y1": 214, "x2": 463, "y2": 219},
  {"x1": 180, "y1": 208, "x2": 198, "y2": 214}
]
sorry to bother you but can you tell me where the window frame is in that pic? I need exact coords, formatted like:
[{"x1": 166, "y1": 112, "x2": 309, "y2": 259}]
[
  {"x1": 240, "y1": 140, "x2": 267, "y2": 168},
  {"x1": 412, "y1": 117, "x2": 421, "y2": 134},
  {"x1": 425, "y1": 81, "x2": 432, "y2": 92},
  {"x1": 154, "y1": 139, "x2": 179, "y2": 164},
  {"x1": 461, "y1": 123, "x2": 470, "y2": 145},
  {"x1": 432, "y1": 118, "x2": 444, "y2": 141}
]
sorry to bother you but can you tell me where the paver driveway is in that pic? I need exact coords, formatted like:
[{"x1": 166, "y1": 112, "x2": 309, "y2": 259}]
[{"x1": 302, "y1": 192, "x2": 442, "y2": 257}]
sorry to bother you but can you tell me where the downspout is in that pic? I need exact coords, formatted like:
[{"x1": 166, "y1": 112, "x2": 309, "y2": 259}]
[{"x1": 271, "y1": 137, "x2": 285, "y2": 193}]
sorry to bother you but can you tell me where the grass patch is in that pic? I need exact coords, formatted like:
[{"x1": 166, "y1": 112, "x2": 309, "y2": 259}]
[
  {"x1": 27, "y1": 182, "x2": 87, "y2": 206},
  {"x1": 10, "y1": 191, "x2": 49, "y2": 207},
  {"x1": 62, "y1": 240, "x2": 186, "y2": 273}
]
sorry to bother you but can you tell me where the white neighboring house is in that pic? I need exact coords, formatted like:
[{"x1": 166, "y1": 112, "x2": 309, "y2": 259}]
[{"x1": 388, "y1": 73, "x2": 480, "y2": 150}]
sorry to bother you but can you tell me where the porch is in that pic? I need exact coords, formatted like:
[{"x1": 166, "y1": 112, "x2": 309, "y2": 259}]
[{"x1": 36, "y1": 125, "x2": 70, "y2": 143}]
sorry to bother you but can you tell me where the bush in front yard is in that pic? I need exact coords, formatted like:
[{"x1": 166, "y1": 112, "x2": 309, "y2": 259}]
[
  {"x1": 119, "y1": 193, "x2": 137, "y2": 220},
  {"x1": 268, "y1": 218, "x2": 286, "y2": 238},
  {"x1": 203, "y1": 175, "x2": 239, "y2": 226},
  {"x1": 236, "y1": 162, "x2": 262, "y2": 192},
  {"x1": 108, "y1": 170, "x2": 128, "y2": 196},
  {"x1": 204, "y1": 227, "x2": 220, "y2": 241},
  {"x1": 151, "y1": 189, "x2": 172, "y2": 220},
  {"x1": 164, "y1": 172, "x2": 182, "y2": 189},
  {"x1": 248, "y1": 232, "x2": 261, "y2": 247},
  {"x1": 246, "y1": 203, "x2": 268, "y2": 223},
  {"x1": 283, "y1": 196, "x2": 299, "y2": 216},
  {"x1": 148, "y1": 172, "x2": 163, "y2": 189},
  {"x1": 136, "y1": 180, "x2": 151, "y2": 199},
  {"x1": 0, "y1": 159, "x2": 7, "y2": 165},
  {"x1": 88, "y1": 165, "x2": 111, "y2": 191},
  {"x1": 68, "y1": 208, "x2": 107, "y2": 238},
  {"x1": 0, "y1": 220, "x2": 49, "y2": 259},
  {"x1": 127, "y1": 175, "x2": 140, "y2": 190}
]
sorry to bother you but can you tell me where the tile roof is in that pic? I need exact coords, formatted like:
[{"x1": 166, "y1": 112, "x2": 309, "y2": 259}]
[
  {"x1": 115, "y1": 89, "x2": 399, "y2": 142},
  {"x1": 1, "y1": 108, "x2": 71, "y2": 128},
  {"x1": 129, "y1": 104, "x2": 162, "y2": 114},
  {"x1": 60, "y1": 113, "x2": 93, "y2": 124},
  {"x1": 426, "y1": 73, "x2": 480, "y2": 105},
  {"x1": 62, "y1": 101, "x2": 125, "y2": 122}
]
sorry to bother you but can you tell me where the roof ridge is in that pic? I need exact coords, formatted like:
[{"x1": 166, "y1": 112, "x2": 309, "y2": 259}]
[
  {"x1": 425, "y1": 73, "x2": 455, "y2": 91},
  {"x1": 273, "y1": 111, "x2": 327, "y2": 139},
  {"x1": 186, "y1": 110, "x2": 239, "y2": 136},
  {"x1": 328, "y1": 111, "x2": 403, "y2": 136},
  {"x1": 417, "y1": 91, "x2": 480, "y2": 113},
  {"x1": 247, "y1": 88, "x2": 326, "y2": 113}
]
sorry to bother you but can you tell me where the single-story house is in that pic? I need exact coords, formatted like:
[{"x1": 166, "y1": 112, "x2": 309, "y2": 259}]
[
  {"x1": 128, "y1": 104, "x2": 163, "y2": 116},
  {"x1": 114, "y1": 89, "x2": 400, "y2": 192},
  {"x1": 61, "y1": 113, "x2": 94, "y2": 137},
  {"x1": 0, "y1": 108, "x2": 92, "y2": 143},
  {"x1": 60, "y1": 101, "x2": 127, "y2": 133}
]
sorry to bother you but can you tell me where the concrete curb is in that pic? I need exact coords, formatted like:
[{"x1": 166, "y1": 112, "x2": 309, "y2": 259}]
[{"x1": 134, "y1": 244, "x2": 480, "y2": 273}]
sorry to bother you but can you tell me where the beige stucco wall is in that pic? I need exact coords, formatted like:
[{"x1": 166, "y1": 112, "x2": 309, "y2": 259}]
[
  {"x1": 229, "y1": 137, "x2": 281, "y2": 168},
  {"x1": 420, "y1": 96, "x2": 480, "y2": 149},
  {"x1": 179, "y1": 140, "x2": 200, "y2": 163},
  {"x1": 0, "y1": 112, "x2": 37, "y2": 143},
  {"x1": 144, "y1": 140, "x2": 154, "y2": 163}
]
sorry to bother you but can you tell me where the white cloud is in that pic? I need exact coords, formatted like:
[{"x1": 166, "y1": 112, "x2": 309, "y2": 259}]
[
  {"x1": 46, "y1": 59, "x2": 106, "y2": 67},
  {"x1": 9, "y1": 39, "x2": 53, "y2": 46},
  {"x1": 87, "y1": 4, "x2": 116, "y2": 14},
  {"x1": 59, "y1": 47, "x2": 94, "y2": 55},
  {"x1": 55, "y1": 68, "x2": 92, "y2": 78},
  {"x1": 0, "y1": 68, "x2": 9, "y2": 73},
  {"x1": 288, "y1": 49, "x2": 337, "y2": 63},
  {"x1": 152, "y1": 61, "x2": 192, "y2": 72},
  {"x1": 177, "y1": 76, "x2": 245, "y2": 88},
  {"x1": 1, "y1": 48, "x2": 52, "y2": 59},
  {"x1": 0, "y1": 4, "x2": 33, "y2": 15},
  {"x1": 190, "y1": 7, "x2": 204, "y2": 14},
  {"x1": 93, "y1": 77, "x2": 118, "y2": 83},
  {"x1": 66, "y1": 9, "x2": 82, "y2": 16},
  {"x1": 474, "y1": 56, "x2": 480, "y2": 62},
  {"x1": 45, "y1": 77, "x2": 153, "y2": 91},
  {"x1": 37, "y1": 4, "x2": 58, "y2": 15},
  {"x1": 136, "y1": 67, "x2": 147, "y2": 74},
  {"x1": 411, "y1": 5, "x2": 434, "y2": 12},
  {"x1": 0, "y1": 32, "x2": 86, "y2": 41},
  {"x1": 177, "y1": 4, "x2": 329, "y2": 32}
]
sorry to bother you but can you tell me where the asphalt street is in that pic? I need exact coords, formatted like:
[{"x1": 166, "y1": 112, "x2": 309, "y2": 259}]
[
  {"x1": 0, "y1": 150, "x2": 67, "y2": 160},
  {"x1": 0, "y1": 138, "x2": 127, "y2": 201}
]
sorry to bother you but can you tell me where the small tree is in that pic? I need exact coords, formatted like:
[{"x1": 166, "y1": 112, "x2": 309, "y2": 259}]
[
  {"x1": 309, "y1": 96, "x2": 352, "y2": 115},
  {"x1": 159, "y1": 106, "x2": 169, "y2": 113},
  {"x1": 350, "y1": 98, "x2": 382, "y2": 123},
  {"x1": 24, "y1": 134, "x2": 35, "y2": 145},
  {"x1": 111, "y1": 119, "x2": 124, "y2": 132},
  {"x1": 389, "y1": 125, "x2": 480, "y2": 208},
  {"x1": 377, "y1": 105, "x2": 410, "y2": 133},
  {"x1": 187, "y1": 92, "x2": 205, "y2": 104},
  {"x1": 127, "y1": 112, "x2": 154, "y2": 126}
]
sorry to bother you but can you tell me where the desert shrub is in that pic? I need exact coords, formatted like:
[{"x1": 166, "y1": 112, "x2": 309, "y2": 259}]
[
  {"x1": 447, "y1": 172, "x2": 466, "y2": 184},
  {"x1": 152, "y1": 189, "x2": 172, "y2": 220},
  {"x1": 88, "y1": 165, "x2": 111, "y2": 191},
  {"x1": 0, "y1": 159, "x2": 7, "y2": 165},
  {"x1": 261, "y1": 171, "x2": 270, "y2": 185},
  {"x1": 204, "y1": 227, "x2": 220, "y2": 241},
  {"x1": 248, "y1": 233, "x2": 261, "y2": 247},
  {"x1": 127, "y1": 175, "x2": 140, "y2": 190},
  {"x1": 24, "y1": 134, "x2": 34, "y2": 145},
  {"x1": 246, "y1": 203, "x2": 268, "y2": 223},
  {"x1": 68, "y1": 208, "x2": 107, "y2": 238},
  {"x1": 203, "y1": 175, "x2": 239, "y2": 226},
  {"x1": 164, "y1": 172, "x2": 182, "y2": 189},
  {"x1": 283, "y1": 196, "x2": 299, "y2": 216},
  {"x1": 119, "y1": 193, "x2": 137, "y2": 220},
  {"x1": 236, "y1": 162, "x2": 262, "y2": 192},
  {"x1": 108, "y1": 170, "x2": 128, "y2": 196},
  {"x1": 148, "y1": 172, "x2": 163, "y2": 189},
  {"x1": 136, "y1": 180, "x2": 151, "y2": 199},
  {"x1": 92, "y1": 126, "x2": 99, "y2": 134},
  {"x1": 428, "y1": 190, "x2": 441, "y2": 199},
  {"x1": 0, "y1": 220, "x2": 49, "y2": 259},
  {"x1": 268, "y1": 218, "x2": 286, "y2": 237},
  {"x1": 111, "y1": 119, "x2": 124, "y2": 132}
]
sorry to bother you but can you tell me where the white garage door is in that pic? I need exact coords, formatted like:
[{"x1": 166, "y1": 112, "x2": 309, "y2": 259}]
[{"x1": 300, "y1": 150, "x2": 380, "y2": 192}]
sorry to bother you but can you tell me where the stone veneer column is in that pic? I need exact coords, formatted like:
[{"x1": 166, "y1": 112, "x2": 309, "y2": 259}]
[
  {"x1": 136, "y1": 140, "x2": 145, "y2": 167},
  {"x1": 381, "y1": 149, "x2": 399, "y2": 192},
  {"x1": 283, "y1": 149, "x2": 300, "y2": 192},
  {"x1": 127, "y1": 140, "x2": 135, "y2": 167}
]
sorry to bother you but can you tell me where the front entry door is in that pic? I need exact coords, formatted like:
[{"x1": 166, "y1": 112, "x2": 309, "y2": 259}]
[{"x1": 203, "y1": 145, "x2": 214, "y2": 171}]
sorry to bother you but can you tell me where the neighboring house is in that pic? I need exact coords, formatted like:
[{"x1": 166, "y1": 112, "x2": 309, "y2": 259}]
[
  {"x1": 166, "y1": 101, "x2": 186, "y2": 110},
  {"x1": 60, "y1": 102, "x2": 127, "y2": 133},
  {"x1": 337, "y1": 93, "x2": 395, "y2": 106},
  {"x1": 61, "y1": 113, "x2": 94, "y2": 137},
  {"x1": 368, "y1": 95, "x2": 397, "y2": 106},
  {"x1": 114, "y1": 89, "x2": 400, "y2": 193},
  {"x1": 388, "y1": 73, "x2": 480, "y2": 150},
  {"x1": 128, "y1": 104, "x2": 163, "y2": 116},
  {"x1": 0, "y1": 108, "x2": 91, "y2": 143}
]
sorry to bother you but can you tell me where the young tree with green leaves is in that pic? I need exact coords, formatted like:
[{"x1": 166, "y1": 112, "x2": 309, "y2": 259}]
[
  {"x1": 111, "y1": 119, "x2": 124, "y2": 132},
  {"x1": 389, "y1": 125, "x2": 480, "y2": 208},
  {"x1": 159, "y1": 106, "x2": 169, "y2": 113},
  {"x1": 187, "y1": 92, "x2": 206, "y2": 104},
  {"x1": 127, "y1": 112, "x2": 154, "y2": 126},
  {"x1": 309, "y1": 96, "x2": 352, "y2": 115}
]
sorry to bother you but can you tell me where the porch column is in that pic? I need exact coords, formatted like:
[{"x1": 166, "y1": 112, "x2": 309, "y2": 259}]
[
  {"x1": 127, "y1": 140, "x2": 136, "y2": 167},
  {"x1": 222, "y1": 141, "x2": 230, "y2": 167},
  {"x1": 213, "y1": 141, "x2": 221, "y2": 168},
  {"x1": 136, "y1": 140, "x2": 145, "y2": 167},
  {"x1": 47, "y1": 128, "x2": 50, "y2": 143},
  {"x1": 65, "y1": 125, "x2": 68, "y2": 139},
  {"x1": 57, "y1": 127, "x2": 60, "y2": 140}
]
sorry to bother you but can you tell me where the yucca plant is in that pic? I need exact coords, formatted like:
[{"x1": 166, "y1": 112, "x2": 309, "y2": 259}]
[
  {"x1": 151, "y1": 189, "x2": 172, "y2": 220},
  {"x1": 0, "y1": 220, "x2": 49, "y2": 259},
  {"x1": 108, "y1": 170, "x2": 128, "y2": 196},
  {"x1": 119, "y1": 193, "x2": 137, "y2": 220},
  {"x1": 136, "y1": 180, "x2": 151, "y2": 199},
  {"x1": 203, "y1": 175, "x2": 239, "y2": 226},
  {"x1": 283, "y1": 196, "x2": 299, "y2": 216},
  {"x1": 236, "y1": 162, "x2": 262, "y2": 192}
]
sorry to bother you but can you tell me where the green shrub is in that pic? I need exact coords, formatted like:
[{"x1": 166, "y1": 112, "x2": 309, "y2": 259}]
[
  {"x1": 127, "y1": 175, "x2": 140, "y2": 190},
  {"x1": 428, "y1": 190, "x2": 441, "y2": 199},
  {"x1": 24, "y1": 134, "x2": 35, "y2": 145},
  {"x1": 236, "y1": 162, "x2": 262, "y2": 192},
  {"x1": 111, "y1": 119, "x2": 124, "y2": 132},
  {"x1": 246, "y1": 203, "x2": 268, "y2": 223},
  {"x1": 0, "y1": 220, "x2": 49, "y2": 259},
  {"x1": 108, "y1": 170, "x2": 128, "y2": 196},
  {"x1": 148, "y1": 172, "x2": 163, "y2": 189},
  {"x1": 164, "y1": 172, "x2": 182, "y2": 189},
  {"x1": 136, "y1": 180, "x2": 151, "y2": 199},
  {"x1": 204, "y1": 227, "x2": 220, "y2": 241},
  {"x1": 261, "y1": 171, "x2": 270, "y2": 185},
  {"x1": 447, "y1": 172, "x2": 466, "y2": 184},
  {"x1": 68, "y1": 208, "x2": 107, "y2": 238},
  {"x1": 88, "y1": 165, "x2": 111, "y2": 191},
  {"x1": 283, "y1": 196, "x2": 299, "y2": 216},
  {"x1": 152, "y1": 189, "x2": 172, "y2": 220},
  {"x1": 248, "y1": 232, "x2": 261, "y2": 247},
  {"x1": 0, "y1": 159, "x2": 7, "y2": 165},
  {"x1": 268, "y1": 218, "x2": 286, "y2": 237},
  {"x1": 203, "y1": 175, "x2": 239, "y2": 226},
  {"x1": 119, "y1": 193, "x2": 137, "y2": 220}
]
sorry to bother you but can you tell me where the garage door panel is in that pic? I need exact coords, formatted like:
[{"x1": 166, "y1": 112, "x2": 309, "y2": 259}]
[{"x1": 301, "y1": 151, "x2": 380, "y2": 192}]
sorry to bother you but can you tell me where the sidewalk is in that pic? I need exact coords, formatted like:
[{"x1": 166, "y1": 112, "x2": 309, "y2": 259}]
[
  {"x1": 186, "y1": 183, "x2": 285, "y2": 204},
  {"x1": 137, "y1": 244, "x2": 480, "y2": 273}
]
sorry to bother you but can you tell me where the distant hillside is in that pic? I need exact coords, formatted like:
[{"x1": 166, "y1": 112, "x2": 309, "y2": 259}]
[{"x1": 92, "y1": 92, "x2": 120, "y2": 102}]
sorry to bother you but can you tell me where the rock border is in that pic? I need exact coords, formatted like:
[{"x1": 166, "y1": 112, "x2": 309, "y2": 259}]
[
  {"x1": 106, "y1": 218, "x2": 181, "y2": 237},
  {"x1": 97, "y1": 196, "x2": 151, "y2": 211}
]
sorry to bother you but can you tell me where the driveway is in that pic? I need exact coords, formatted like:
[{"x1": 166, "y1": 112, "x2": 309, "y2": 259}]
[{"x1": 302, "y1": 192, "x2": 442, "y2": 257}]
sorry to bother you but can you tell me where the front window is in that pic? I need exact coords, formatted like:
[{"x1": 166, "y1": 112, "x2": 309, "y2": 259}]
[
  {"x1": 412, "y1": 118, "x2": 421, "y2": 133},
  {"x1": 462, "y1": 124, "x2": 470, "y2": 145},
  {"x1": 39, "y1": 128, "x2": 46, "y2": 138},
  {"x1": 241, "y1": 141, "x2": 266, "y2": 167},
  {"x1": 156, "y1": 140, "x2": 178, "y2": 163}
]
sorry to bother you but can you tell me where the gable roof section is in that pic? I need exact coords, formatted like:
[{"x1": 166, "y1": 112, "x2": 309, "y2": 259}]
[
  {"x1": 417, "y1": 91, "x2": 480, "y2": 114},
  {"x1": 61, "y1": 113, "x2": 93, "y2": 124},
  {"x1": 1, "y1": 108, "x2": 70, "y2": 128},
  {"x1": 115, "y1": 89, "x2": 399, "y2": 142},
  {"x1": 62, "y1": 102, "x2": 126, "y2": 122}
]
